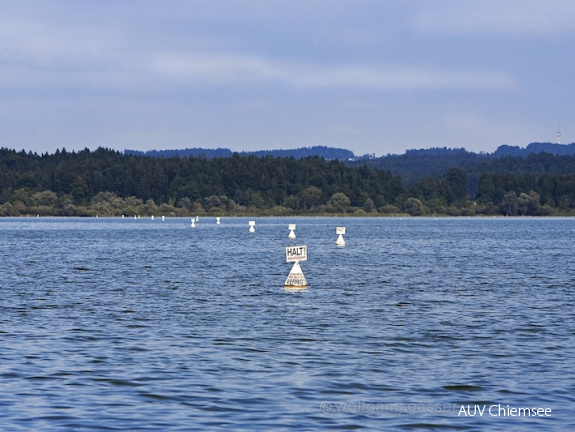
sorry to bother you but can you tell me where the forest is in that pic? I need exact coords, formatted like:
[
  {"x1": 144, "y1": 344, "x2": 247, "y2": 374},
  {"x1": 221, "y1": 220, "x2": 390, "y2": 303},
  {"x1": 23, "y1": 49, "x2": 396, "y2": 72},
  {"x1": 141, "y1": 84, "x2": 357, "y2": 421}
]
[
  {"x1": 2, "y1": 146, "x2": 575, "y2": 217},
  {"x1": 125, "y1": 145, "x2": 356, "y2": 160}
]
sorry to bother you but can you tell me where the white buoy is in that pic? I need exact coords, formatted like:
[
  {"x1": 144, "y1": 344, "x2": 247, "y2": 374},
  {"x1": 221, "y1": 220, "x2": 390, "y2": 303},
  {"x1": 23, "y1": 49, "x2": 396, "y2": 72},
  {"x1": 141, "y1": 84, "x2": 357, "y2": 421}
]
[
  {"x1": 216, "y1": 217, "x2": 221, "y2": 225},
  {"x1": 284, "y1": 245, "x2": 308, "y2": 288},
  {"x1": 161, "y1": 215, "x2": 165, "y2": 221},
  {"x1": 288, "y1": 223, "x2": 296, "y2": 239},
  {"x1": 335, "y1": 227, "x2": 346, "y2": 246},
  {"x1": 134, "y1": 215, "x2": 137, "y2": 219},
  {"x1": 191, "y1": 219, "x2": 196, "y2": 228},
  {"x1": 121, "y1": 215, "x2": 125, "y2": 219},
  {"x1": 196, "y1": 216, "x2": 199, "y2": 222},
  {"x1": 151, "y1": 215, "x2": 154, "y2": 220},
  {"x1": 249, "y1": 220, "x2": 255, "y2": 233}
]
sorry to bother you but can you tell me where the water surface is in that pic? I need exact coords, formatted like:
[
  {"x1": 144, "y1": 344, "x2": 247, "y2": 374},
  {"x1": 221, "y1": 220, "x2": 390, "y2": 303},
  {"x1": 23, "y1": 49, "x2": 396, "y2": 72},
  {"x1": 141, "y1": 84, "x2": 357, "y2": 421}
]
[{"x1": 1, "y1": 217, "x2": 574, "y2": 430}]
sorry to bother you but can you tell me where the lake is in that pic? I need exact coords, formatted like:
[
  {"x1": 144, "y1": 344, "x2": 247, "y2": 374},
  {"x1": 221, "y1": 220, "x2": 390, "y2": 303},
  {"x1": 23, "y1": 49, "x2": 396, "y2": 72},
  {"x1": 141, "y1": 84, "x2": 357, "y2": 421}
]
[{"x1": 1, "y1": 216, "x2": 574, "y2": 430}]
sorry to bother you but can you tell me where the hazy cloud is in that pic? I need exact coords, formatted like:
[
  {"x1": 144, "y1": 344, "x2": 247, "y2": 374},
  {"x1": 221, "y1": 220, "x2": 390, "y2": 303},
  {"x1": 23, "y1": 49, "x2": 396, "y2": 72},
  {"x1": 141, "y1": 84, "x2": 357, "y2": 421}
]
[{"x1": 153, "y1": 53, "x2": 516, "y2": 91}]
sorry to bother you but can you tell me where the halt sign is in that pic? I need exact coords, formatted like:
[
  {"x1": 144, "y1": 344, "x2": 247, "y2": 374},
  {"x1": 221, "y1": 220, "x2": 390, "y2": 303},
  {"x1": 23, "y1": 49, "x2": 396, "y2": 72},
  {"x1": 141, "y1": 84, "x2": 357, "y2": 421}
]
[
  {"x1": 286, "y1": 245, "x2": 307, "y2": 262},
  {"x1": 336, "y1": 227, "x2": 346, "y2": 235}
]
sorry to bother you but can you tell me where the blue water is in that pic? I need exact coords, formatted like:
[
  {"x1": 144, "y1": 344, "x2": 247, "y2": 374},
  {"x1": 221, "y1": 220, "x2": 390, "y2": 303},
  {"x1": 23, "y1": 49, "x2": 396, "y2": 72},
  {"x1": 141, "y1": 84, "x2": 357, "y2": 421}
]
[{"x1": 1, "y1": 217, "x2": 574, "y2": 431}]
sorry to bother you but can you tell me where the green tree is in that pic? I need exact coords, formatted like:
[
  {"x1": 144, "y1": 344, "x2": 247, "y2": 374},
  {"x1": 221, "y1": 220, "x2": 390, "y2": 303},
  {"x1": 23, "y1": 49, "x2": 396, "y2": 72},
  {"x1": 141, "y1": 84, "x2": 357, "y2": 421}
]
[
  {"x1": 328, "y1": 192, "x2": 350, "y2": 212},
  {"x1": 443, "y1": 167, "x2": 468, "y2": 205},
  {"x1": 31, "y1": 190, "x2": 57, "y2": 207},
  {"x1": 403, "y1": 197, "x2": 427, "y2": 216},
  {"x1": 177, "y1": 197, "x2": 193, "y2": 210},
  {"x1": 501, "y1": 191, "x2": 518, "y2": 216},
  {"x1": 517, "y1": 191, "x2": 541, "y2": 215},
  {"x1": 298, "y1": 186, "x2": 322, "y2": 209}
]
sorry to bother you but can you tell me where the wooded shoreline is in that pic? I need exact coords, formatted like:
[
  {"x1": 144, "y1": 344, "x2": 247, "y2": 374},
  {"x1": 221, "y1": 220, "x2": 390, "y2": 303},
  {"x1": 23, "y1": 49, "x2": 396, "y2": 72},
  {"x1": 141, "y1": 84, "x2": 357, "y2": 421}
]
[{"x1": 3, "y1": 147, "x2": 575, "y2": 217}]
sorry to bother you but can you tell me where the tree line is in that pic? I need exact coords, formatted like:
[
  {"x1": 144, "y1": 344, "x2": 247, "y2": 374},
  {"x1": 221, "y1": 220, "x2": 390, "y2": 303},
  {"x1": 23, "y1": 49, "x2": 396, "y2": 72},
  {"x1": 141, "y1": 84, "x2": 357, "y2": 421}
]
[
  {"x1": 1, "y1": 147, "x2": 575, "y2": 217},
  {"x1": 125, "y1": 145, "x2": 356, "y2": 160}
]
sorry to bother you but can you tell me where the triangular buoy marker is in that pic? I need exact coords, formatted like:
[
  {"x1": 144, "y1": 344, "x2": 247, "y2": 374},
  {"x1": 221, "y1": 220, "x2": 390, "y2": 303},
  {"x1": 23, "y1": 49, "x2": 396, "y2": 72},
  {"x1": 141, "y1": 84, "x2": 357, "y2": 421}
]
[
  {"x1": 284, "y1": 245, "x2": 308, "y2": 288},
  {"x1": 249, "y1": 220, "x2": 255, "y2": 233},
  {"x1": 335, "y1": 227, "x2": 346, "y2": 246},
  {"x1": 285, "y1": 261, "x2": 308, "y2": 287},
  {"x1": 288, "y1": 223, "x2": 296, "y2": 239}
]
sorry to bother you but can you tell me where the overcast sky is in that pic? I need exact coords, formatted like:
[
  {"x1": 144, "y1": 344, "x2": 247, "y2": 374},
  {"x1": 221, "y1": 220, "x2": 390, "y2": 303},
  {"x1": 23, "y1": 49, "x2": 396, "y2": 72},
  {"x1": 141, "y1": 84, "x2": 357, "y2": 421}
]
[{"x1": 1, "y1": 0, "x2": 574, "y2": 156}]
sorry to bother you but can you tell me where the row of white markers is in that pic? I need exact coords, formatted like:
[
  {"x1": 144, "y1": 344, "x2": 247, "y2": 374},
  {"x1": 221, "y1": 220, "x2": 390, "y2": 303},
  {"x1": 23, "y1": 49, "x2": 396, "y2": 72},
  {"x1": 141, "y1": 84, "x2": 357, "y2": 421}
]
[
  {"x1": 122, "y1": 215, "x2": 345, "y2": 288},
  {"x1": 192, "y1": 218, "x2": 347, "y2": 289}
]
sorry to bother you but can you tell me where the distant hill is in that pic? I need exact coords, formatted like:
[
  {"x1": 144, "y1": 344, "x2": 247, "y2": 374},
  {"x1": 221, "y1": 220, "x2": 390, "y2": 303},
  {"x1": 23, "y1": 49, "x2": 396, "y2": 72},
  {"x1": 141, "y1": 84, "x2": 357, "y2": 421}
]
[
  {"x1": 493, "y1": 142, "x2": 575, "y2": 157},
  {"x1": 125, "y1": 148, "x2": 233, "y2": 159},
  {"x1": 125, "y1": 142, "x2": 575, "y2": 162},
  {"x1": 402, "y1": 143, "x2": 575, "y2": 158},
  {"x1": 350, "y1": 148, "x2": 491, "y2": 183},
  {"x1": 124, "y1": 145, "x2": 356, "y2": 160},
  {"x1": 348, "y1": 143, "x2": 575, "y2": 185},
  {"x1": 404, "y1": 147, "x2": 470, "y2": 156},
  {"x1": 239, "y1": 146, "x2": 356, "y2": 160}
]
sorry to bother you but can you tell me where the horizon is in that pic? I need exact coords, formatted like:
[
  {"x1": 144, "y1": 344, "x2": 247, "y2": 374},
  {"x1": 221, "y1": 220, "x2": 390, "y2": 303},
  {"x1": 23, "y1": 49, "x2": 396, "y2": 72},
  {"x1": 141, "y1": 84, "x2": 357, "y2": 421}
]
[
  {"x1": 1, "y1": 1, "x2": 573, "y2": 156},
  {"x1": 5, "y1": 140, "x2": 575, "y2": 159}
]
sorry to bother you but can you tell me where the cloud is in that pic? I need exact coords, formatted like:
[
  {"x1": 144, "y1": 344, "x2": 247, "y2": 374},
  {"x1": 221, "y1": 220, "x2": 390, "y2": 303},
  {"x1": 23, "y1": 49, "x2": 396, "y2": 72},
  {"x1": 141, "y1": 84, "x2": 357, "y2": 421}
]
[
  {"x1": 414, "y1": 0, "x2": 575, "y2": 38},
  {"x1": 153, "y1": 53, "x2": 516, "y2": 91},
  {"x1": 0, "y1": 2, "x2": 519, "y2": 95},
  {"x1": 1, "y1": 0, "x2": 567, "y2": 155},
  {"x1": 153, "y1": 53, "x2": 278, "y2": 85}
]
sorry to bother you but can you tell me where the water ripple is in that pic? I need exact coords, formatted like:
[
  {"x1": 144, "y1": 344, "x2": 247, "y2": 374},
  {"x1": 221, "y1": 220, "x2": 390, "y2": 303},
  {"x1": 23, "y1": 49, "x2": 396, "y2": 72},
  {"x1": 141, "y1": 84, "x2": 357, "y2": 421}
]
[{"x1": 0, "y1": 217, "x2": 574, "y2": 430}]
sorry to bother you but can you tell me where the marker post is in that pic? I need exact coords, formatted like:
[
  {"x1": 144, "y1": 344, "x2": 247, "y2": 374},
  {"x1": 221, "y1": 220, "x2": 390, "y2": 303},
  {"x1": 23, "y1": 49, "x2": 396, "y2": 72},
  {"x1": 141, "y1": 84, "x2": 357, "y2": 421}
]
[
  {"x1": 288, "y1": 224, "x2": 296, "y2": 239},
  {"x1": 249, "y1": 220, "x2": 256, "y2": 233},
  {"x1": 284, "y1": 245, "x2": 308, "y2": 288}
]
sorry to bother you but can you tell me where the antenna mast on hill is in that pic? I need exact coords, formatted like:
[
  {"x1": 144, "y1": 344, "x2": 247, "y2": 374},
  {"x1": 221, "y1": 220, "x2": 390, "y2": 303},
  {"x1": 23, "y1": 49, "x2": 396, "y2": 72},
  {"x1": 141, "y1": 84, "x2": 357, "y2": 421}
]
[{"x1": 557, "y1": 123, "x2": 561, "y2": 145}]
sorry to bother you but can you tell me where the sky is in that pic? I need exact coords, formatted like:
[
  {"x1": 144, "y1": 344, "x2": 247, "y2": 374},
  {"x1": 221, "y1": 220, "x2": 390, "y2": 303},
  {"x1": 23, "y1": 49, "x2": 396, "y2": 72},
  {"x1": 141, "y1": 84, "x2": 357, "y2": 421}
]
[{"x1": 1, "y1": 0, "x2": 574, "y2": 157}]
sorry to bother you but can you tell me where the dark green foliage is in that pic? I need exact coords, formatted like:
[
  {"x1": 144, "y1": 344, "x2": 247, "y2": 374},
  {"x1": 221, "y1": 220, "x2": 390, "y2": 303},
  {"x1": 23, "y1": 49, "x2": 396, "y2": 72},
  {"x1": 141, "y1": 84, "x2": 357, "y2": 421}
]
[
  {"x1": 0, "y1": 148, "x2": 402, "y2": 216},
  {"x1": 3, "y1": 146, "x2": 575, "y2": 216}
]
